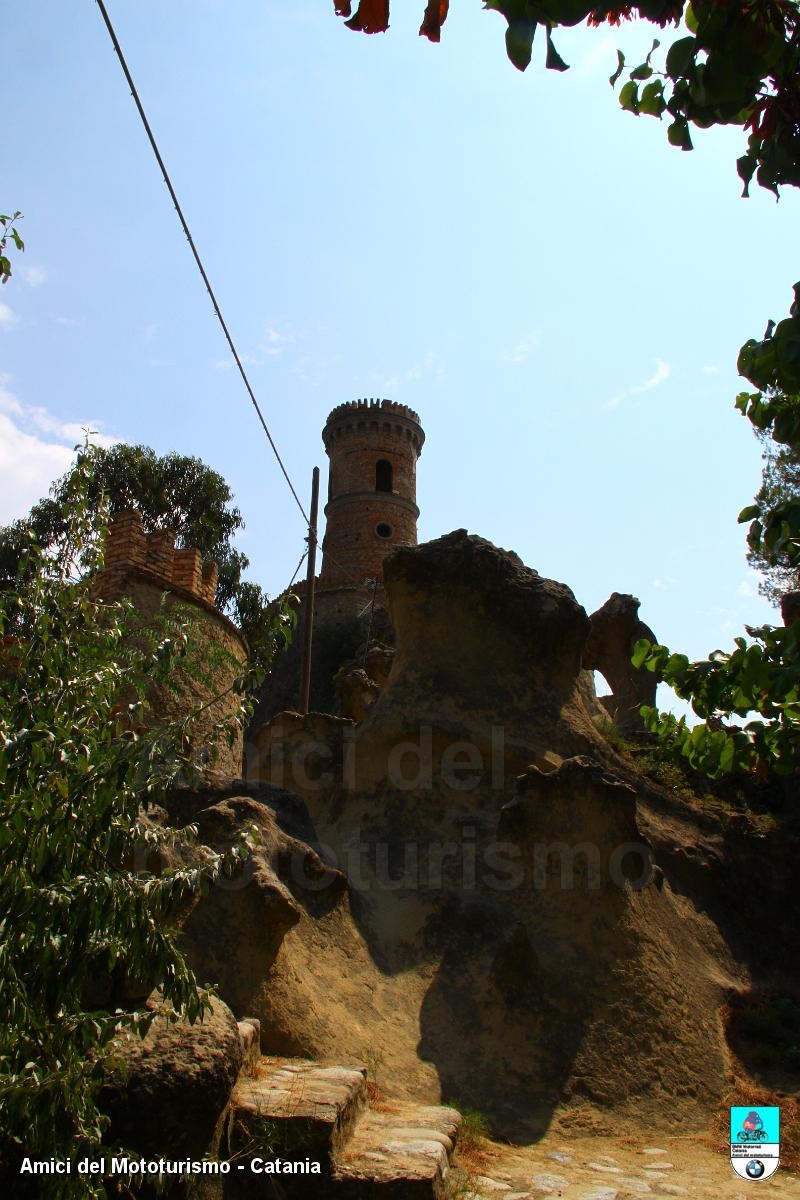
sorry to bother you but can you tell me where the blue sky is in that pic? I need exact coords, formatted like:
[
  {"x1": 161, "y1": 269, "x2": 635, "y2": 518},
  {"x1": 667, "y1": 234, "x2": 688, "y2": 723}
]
[{"x1": 3, "y1": 1, "x2": 799, "y2": 709}]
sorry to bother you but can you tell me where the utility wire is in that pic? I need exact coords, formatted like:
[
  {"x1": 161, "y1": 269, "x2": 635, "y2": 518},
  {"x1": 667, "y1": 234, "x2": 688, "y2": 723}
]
[
  {"x1": 96, "y1": 1, "x2": 385, "y2": 600},
  {"x1": 287, "y1": 549, "x2": 308, "y2": 591},
  {"x1": 94, "y1": 0, "x2": 309, "y2": 527}
]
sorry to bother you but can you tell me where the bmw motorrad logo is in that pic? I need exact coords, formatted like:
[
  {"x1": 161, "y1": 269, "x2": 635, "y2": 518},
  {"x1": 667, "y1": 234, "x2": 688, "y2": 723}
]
[{"x1": 730, "y1": 1106, "x2": 780, "y2": 1181}]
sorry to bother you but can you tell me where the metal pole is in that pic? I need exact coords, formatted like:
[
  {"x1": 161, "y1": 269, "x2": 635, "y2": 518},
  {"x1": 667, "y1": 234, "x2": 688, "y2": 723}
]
[{"x1": 299, "y1": 467, "x2": 320, "y2": 714}]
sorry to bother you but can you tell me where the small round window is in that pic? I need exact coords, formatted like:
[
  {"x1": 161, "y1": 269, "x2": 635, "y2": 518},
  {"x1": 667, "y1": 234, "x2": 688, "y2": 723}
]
[{"x1": 375, "y1": 522, "x2": 393, "y2": 540}]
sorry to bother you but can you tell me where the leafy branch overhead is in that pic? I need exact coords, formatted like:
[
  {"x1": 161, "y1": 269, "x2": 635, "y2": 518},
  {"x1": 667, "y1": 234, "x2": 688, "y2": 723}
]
[
  {"x1": 335, "y1": 1, "x2": 800, "y2": 200},
  {"x1": 0, "y1": 211, "x2": 24, "y2": 284}
]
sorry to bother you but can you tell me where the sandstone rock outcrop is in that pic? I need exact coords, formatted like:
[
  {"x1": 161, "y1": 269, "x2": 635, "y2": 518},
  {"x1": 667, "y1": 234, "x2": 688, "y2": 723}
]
[
  {"x1": 144, "y1": 532, "x2": 756, "y2": 1145},
  {"x1": 335, "y1": 666, "x2": 380, "y2": 722},
  {"x1": 99, "y1": 994, "x2": 243, "y2": 1161},
  {"x1": 348, "y1": 529, "x2": 598, "y2": 791},
  {"x1": 246, "y1": 711, "x2": 356, "y2": 805},
  {"x1": 177, "y1": 790, "x2": 346, "y2": 1021},
  {"x1": 583, "y1": 592, "x2": 659, "y2": 735}
]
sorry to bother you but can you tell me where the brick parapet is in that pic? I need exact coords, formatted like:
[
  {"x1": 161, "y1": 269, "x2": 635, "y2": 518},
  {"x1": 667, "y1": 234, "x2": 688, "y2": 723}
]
[
  {"x1": 323, "y1": 398, "x2": 425, "y2": 455},
  {"x1": 95, "y1": 510, "x2": 228, "y2": 622}
]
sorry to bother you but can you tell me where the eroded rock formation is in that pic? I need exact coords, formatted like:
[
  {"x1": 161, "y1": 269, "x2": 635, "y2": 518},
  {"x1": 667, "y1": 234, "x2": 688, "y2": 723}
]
[
  {"x1": 583, "y1": 592, "x2": 659, "y2": 735},
  {"x1": 99, "y1": 994, "x2": 243, "y2": 1161},
  {"x1": 99, "y1": 528, "x2": 799, "y2": 1157},
  {"x1": 200, "y1": 532, "x2": 739, "y2": 1139}
]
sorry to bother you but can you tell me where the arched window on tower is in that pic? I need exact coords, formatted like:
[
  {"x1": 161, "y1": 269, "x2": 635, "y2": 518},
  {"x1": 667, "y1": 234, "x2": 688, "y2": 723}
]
[{"x1": 376, "y1": 459, "x2": 393, "y2": 493}]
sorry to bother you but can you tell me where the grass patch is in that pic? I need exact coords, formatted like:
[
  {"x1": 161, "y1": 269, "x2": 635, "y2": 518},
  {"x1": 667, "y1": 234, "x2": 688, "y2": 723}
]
[
  {"x1": 457, "y1": 1107, "x2": 490, "y2": 1151},
  {"x1": 446, "y1": 1102, "x2": 493, "y2": 1180},
  {"x1": 592, "y1": 716, "x2": 634, "y2": 755},
  {"x1": 444, "y1": 1165, "x2": 476, "y2": 1198},
  {"x1": 633, "y1": 749, "x2": 710, "y2": 803}
]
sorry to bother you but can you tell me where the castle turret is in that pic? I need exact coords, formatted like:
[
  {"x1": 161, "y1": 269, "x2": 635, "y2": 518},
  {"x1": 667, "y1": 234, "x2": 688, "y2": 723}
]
[
  {"x1": 95, "y1": 510, "x2": 248, "y2": 780},
  {"x1": 319, "y1": 398, "x2": 424, "y2": 588}
]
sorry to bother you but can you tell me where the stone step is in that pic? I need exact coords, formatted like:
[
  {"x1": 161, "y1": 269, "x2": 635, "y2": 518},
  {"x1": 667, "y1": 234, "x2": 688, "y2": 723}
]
[
  {"x1": 332, "y1": 1100, "x2": 462, "y2": 1199},
  {"x1": 228, "y1": 1056, "x2": 367, "y2": 1172},
  {"x1": 236, "y1": 1019, "x2": 261, "y2": 1078}
]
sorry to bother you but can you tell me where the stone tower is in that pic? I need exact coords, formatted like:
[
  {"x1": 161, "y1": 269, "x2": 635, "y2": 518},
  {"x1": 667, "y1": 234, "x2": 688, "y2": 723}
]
[{"x1": 319, "y1": 399, "x2": 425, "y2": 590}]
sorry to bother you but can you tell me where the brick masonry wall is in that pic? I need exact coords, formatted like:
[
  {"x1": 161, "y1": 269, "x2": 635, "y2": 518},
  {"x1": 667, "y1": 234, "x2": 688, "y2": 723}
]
[
  {"x1": 94, "y1": 510, "x2": 246, "y2": 779},
  {"x1": 119, "y1": 575, "x2": 247, "y2": 779}
]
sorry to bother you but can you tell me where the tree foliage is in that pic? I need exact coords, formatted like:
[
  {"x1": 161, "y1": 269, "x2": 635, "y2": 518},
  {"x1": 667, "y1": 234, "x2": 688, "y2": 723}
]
[
  {"x1": 635, "y1": 625, "x2": 800, "y2": 777},
  {"x1": 746, "y1": 422, "x2": 800, "y2": 605},
  {"x1": 0, "y1": 446, "x2": 269, "y2": 1194},
  {"x1": 0, "y1": 443, "x2": 284, "y2": 654},
  {"x1": 0, "y1": 211, "x2": 24, "y2": 284}
]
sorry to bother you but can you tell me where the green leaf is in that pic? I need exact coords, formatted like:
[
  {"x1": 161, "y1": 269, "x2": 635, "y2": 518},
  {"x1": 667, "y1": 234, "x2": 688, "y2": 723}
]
[
  {"x1": 665, "y1": 36, "x2": 696, "y2": 81},
  {"x1": 639, "y1": 79, "x2": 665, "y2": 118},
  {"x1": 645, "y1": 37, "x2": 660, "y2": 66},
  {"x1": 630, "y1": 64, "x2": 653, "y2": 81},
  {"x1": 631, "y1": 637, "x2": 654, "y2": 669},
  {"x1": 545, "y1": 26, "x2": 569, "y2": 72},
  {"x1": 505, "y1": 18, "x2": 537, "y2": 72},
  {"x1": 738, "y1": 504, "x2": 761, "y2": 523},
  {"x1": 619, "y1": 80, "x2": 639, "y2": 114},
  {"x1": 667, "y1": 119, "x2": 693, "y2": 150},
  {"x1": 684, "y1": 2, "x2": 699, "y2": 33},
  {"x1": 609, "y1": 49, "x2": 625, "y2": 87}
]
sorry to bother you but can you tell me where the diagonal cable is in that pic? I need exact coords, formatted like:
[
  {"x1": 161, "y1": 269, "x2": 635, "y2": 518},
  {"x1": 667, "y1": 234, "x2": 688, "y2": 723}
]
[{"x1": 94, "y1": 0, "x2": 309, "y2": 526}]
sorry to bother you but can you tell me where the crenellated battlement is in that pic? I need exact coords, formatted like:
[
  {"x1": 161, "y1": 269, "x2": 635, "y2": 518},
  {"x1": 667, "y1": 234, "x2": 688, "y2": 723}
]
[
  {"x1": 325, "y1": 398, "x2": 421, "y2": 426},
  {"x1": 95, "y1": 509, "x2": 219, "y2": 607},
  {"x1": 322, "y1": 399, "x2": 424, "y2": 456}
]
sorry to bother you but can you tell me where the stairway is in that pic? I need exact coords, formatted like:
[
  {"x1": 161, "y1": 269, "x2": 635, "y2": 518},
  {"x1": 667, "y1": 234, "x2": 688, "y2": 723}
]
[{"x1": 224, "y1": 1044, "x2": 462, "y2": 1198}]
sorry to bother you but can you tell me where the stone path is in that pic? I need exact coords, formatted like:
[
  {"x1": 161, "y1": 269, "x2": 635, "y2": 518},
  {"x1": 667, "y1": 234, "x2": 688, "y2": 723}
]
[
  {"x1": 226, "y1": 1040, "x2": 798, "y2": 1199},
  {"x1": 456, "y1": 1134, "x2": 799, "y2": 1200}
]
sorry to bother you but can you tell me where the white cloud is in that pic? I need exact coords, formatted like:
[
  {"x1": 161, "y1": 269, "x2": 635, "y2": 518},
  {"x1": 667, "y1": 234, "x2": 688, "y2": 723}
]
[
  {"x1": 737, "y1": 574, "x2": 760, "y2": 599},
  {"x1": 608, "y1": 358, "x2": 670, "y2": 409},
  {"x1": 144, "y1": 321, "x2": 158, "y2": 343},
  {"x1": 501, "y1": 330, "x2": 541, "y2": 365},
  {"x1": 0, "y1": 378, "x2": 117, "y2": 525},
  {"x1": 22, "y1": 265, "x2": 47, "y2": 287},
  {"x1": 54, "y1": 314, "x2": 82, "y2": 327},
  {"x1": 261, "y1": 325, "x2": 286, "y2": 358},
  {"x1": 0, "y1": 302, "x2": 18, "y2": 329},
  {"x1": 652, "y1": 576, "x2": 678, "y2": 590},
  {"x1": 368, "y1": 372, "x2": 401, "y2": 395},
  {"x1": 365, "y1": 351, "x2": 444, "y2": 396},
  {"x1": 702, "y1": 364, "x2": 720, "y2": 375}
]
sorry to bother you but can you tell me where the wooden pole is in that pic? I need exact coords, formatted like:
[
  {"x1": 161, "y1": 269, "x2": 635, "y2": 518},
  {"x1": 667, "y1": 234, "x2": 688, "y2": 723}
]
[{"x1": 299, "y1": 466, "x2": 320, "y2": 714}]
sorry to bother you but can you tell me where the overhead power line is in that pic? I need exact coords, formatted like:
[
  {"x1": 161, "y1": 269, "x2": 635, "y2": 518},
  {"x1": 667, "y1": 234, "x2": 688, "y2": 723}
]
[
  {"x1": 95, "y1": 2, "x2": 378, "y2": 601},
  {"x1": 94, "y1": 0, "x2": 309, "y2": 527}
]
